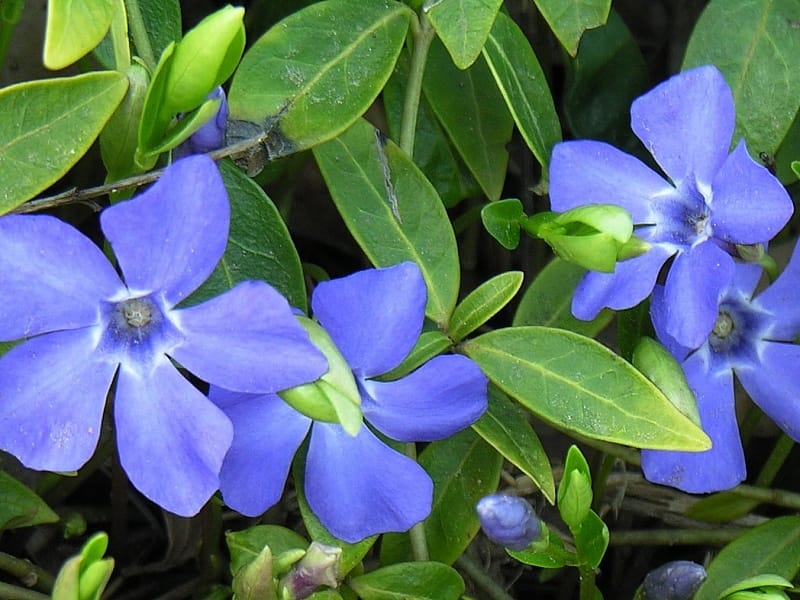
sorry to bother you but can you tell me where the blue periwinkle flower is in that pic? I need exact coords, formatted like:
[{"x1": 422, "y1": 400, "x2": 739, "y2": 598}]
[
  {"x1": 642, "y1": 241, "x2": 800, "y2": 492},
  {"x1": 642, "y1": 560, "x2": 707, "y2": 600},
  {"x1": 209, "y1": 262, "x2": 489, "y2": 542},
  {"x1": 174, "y1": 86, "x2": 229, "y2": 159},
  {"x1": 0, "y1": 155, "x2": 327, "y2": 516},
  {"x1": 550, "y1": 65, "x2": 792, "y2": 349},
  {"x1": 476, "y1": 493, "x2": 542, "y2": 551}
]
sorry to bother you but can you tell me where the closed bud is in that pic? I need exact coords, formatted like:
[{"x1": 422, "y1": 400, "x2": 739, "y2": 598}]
[
  {"x1": 476, "y1": 494, "x2": 542, "y2": 551},
  {"x1": 642, "y1": 560, "x2": 707, "y2": 600},
  {"x1": 174, "y1": 87, "x2": 229, "y2": 158},
  {"x1": 280, "y1": 542, "x2": 342, "y2": 599}
]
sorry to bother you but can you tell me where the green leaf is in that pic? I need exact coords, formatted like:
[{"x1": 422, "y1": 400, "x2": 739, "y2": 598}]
[
  {"x1": 44, "y1": 0, "x2": 117, "y2": 69},
  {"x1": 386, "y1": 429, "x2": 503, "y2": 565},
  {"x1": 563, "y1": 9, "x2": 647, "y2": 150},
  {"x1": 226, "y1": 525, "x2": 308, "y2": 574},
  {"x1": 508, "y1": 526, "x2": 577, "y2": 568},
  {"x1": 683, "y1": 0, "x2": 800, "y2": 156},
  {"x1": 533, "y1": 0, "x2": 611, "y2": 56},
  {"x1": 0, "y1": 71, "x2": 128, "y2": 214},
  {"x1": 463, "y1": 327, "x2": 712, "y2": 450},
  {"x1": 472, "y1": 385, "x2": 555, "y2": 503},
  {"x1": 100, "y1": 63, "x2": 149, "y2": 181},
  {"x1": 232, "y1": 545, "x2": 275, "y2": 600},
  {"x1": 187, "y1": 159, "x2": 307, "y2": 312},
  {"x1": 380, "y1": 330, "x2": 453, "y2": 380},
  {"x1": 449, "y1": 271, "x2": 524, "y2": 342},
  {"x1": 482, "y1": 11, "x2": 561, "y2": 187},
  {"x1": 134, "y1": 0, "x2": 182, "y2": 63},
  {"x1": 0, "y1": 471, "x2": 59, "y2": 531},
  {"x1": 558, "y1": 446, "x2": 593, "y2": 530},
  {"x1": 573, "y1": 510, "x2": 608, "y2": 569},
  {"x1": 228, "y1": 0, "x2": 411, "y2": 158},
  {"x1": 685, "y1": 491, "x2": 760, "y2": 524},
  {"x1": 481, "y1": 199, "x2": 524, "y2": 250},
  {"x1": 694, "y1": 516, "x2": 800, "y2": 600},
  {"x1": 513, "y1": 257, "x2": 612, "y2": 337},
  {"x1": 426, "y1": 0, "x2": 503, "y2": 69},
  {"x1": 349, "y1": 562, "x2": 464, "y2": 600},
  {"x1": 423, "y1": 38, "x2": 513, "y2": 200},
  {"x1": 720, "y1": 574, "x2": 794, "y2": 597},
  {"x1": 313, "y1": 118, "x2": 460, "y2": 326}
]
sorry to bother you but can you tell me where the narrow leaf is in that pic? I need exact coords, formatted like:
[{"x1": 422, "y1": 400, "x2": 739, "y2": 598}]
[
  {"x1": 313, "y1": 118, "x2": 460, "y2": 325},
  {"x1": 426, "y1": 0, "x2": 503, "y2": 69},
  {"x1": 449, "y1": 271, "x2": 524, "y2": 342},
  {"x1": 463, "y1": 327, "x2": 712, "y2": 450},
  {"x1": 0, "y1": 71, "x2": 128, "y2": 214},
  {"x1": 533, "y1": 0, "x2": 611, "y2": 56}
]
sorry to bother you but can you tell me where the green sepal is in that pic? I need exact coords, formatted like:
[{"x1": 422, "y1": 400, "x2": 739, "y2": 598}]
[
  {"x1": 232, "y1": 545, "x2": 276, "y2": 600},
  {"x1": 100, "y1": 61, "x2": 149, "y2": 181}
]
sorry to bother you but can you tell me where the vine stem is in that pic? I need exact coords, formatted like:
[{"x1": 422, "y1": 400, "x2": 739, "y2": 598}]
[
  {"x1": 0, "y1": 582, "x2": 50, "y2": 600},
  {"x1": 609, "y1": 528, "x2": 746, "y2": 546},
  {"x1": 398, "y1": 11, "x2": 435, "y2": 157},
  {"x1": 405, "y1": 442, "x2": 430, "y2": 562},
  {"x1": 578, "y1": 564, "x2": 597, "y2": 600},
  {"x1": 455, "y1": 555, "x2": 515, "y2": 600},
  {"x1": 124, "y1": 0, "x2": 155, "y2": 70},
  {"x1": 0, "y1": 552, "x2": 54, "y2": 593}
]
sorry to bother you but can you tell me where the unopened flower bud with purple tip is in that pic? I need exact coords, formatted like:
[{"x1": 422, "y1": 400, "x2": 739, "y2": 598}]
[
  {"x1": 280, "y1": 541, "x2": 341, "y2": 600},
  {"x1": 642, "y1": 560, "x2": 707, "y2": 600},
  {"x1": 174, "y1": 87, "x2": 229, "y2": 159},
  {"x1": 476, "y1": 493, "x2": 542, "y2": 551}
]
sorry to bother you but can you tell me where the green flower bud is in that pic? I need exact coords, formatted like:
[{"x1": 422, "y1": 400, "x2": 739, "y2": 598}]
[
  {"x1": 101, "y1": 62, "x2": 150, "y2": 181},
  {"x1": 232, "y1": 545, "x2": 277, "y2": 600}
]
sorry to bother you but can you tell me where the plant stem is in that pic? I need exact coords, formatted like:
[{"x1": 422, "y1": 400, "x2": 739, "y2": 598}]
[
  {"x1": 398, "y1": 11, "x2": 435, "y2": 157},
  {"x1": 0, "y1": 582, "x2": 50, "y2": 600},
  {"x1": 578, "y1": 564, "x2": 597, "y2": 600},
  {"x1": 125, "y1": 0, "x2": 155, "y2": 70},
  {"x1": 0, "y1": 552, "x2": 54, "y2": 593},
  {"x1": 609, "y1": 528, "x2": 746, "y2": 546},
  {"x1": 455, "y1": 554, "x2": 515, "y2": 600},
  {"x1": 405, "y1": 442, "x2": 430, "y2": 561},
  {"x1": 754, "y1": 433, "x2": 794, "y2": 487},
  {"x1": 733, "y1": 483, "x2": 800, "y2": 511}
]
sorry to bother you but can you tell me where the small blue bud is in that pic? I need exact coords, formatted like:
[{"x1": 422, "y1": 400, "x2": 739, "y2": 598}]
[
  {"x1": 642, "y1": 560, "x2": 707, "y2": 600},
  {"x1": 476, "y1": 493, "x2": 541, "y2": 551},
  {"x1": 174, "y1": 87, "x2": 229, "y2": 158}
]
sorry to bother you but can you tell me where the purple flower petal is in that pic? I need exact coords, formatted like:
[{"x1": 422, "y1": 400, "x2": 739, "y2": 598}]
[
  {"x1": 0, "y1": 328, "x2": 115, "y2": 471},
  {"x1": 736, "y1": 342, "x2": 800, "y2": 441},
  {"x1": 305, "y1": 423, "x2": 433, "y2": 542},
  {"x1": 756, "y1": 241, "x2": 800, "y2": 339},
  {"x1": 100, "y1": 155, "x2": 229, "y2": 306},
  {"x1": 572, "y1": 244, "x2": 674, "y2": 319},
  {"x1": 641, "y1": 351, "x2": 744, "y2": 492},
  {"x1": 0, "y1": 215, "x2": 123, "y2": 340},
  {"x1": 631, "y1": 65, "x2": 734, "y2": 189},
  {"x1": 650, "y1": 286, "x2": 693, "y2": 361},
  {"x1": 114, "y1": 358, "x2": 233, "y2": 516},
  {"x1": 711, "y1": 141, "x2": 793, "y2": 244},
  {"x1": 549, "y1": 141, "x2": 674, "y2": 223},
  {"x1": 660, "y1": 242, "x2": 735, "y2": 349},
  {"x1": 170, "y1": 281, "x2": 327, "y2": 393},
  {"x1": 311, "y1": 262, "x2": 426, "y2": 377},
  {"x1": 361, "y1": 355, "x2": 487, "y2": 442},
  {"x1": 210, "y1": 388, "x2": 311, "y2": 516}
]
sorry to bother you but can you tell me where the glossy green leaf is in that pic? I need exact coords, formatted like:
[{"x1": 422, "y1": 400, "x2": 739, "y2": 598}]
[
  {"x1": 228, "y1": 0, "x2": 411, "y2": 159},
  {"x1": 0, "y1": 71, "x2": 128, "y2": 214},
  {"x1": 313, "y1": 118, "x2": 460, "y2": 325},
  {"x1": 513, "y1": 257, "x2": 612, "y2": 338},
  {"x1": 563, "y1": 9, "x2": 647, "y2": 150},
  {"x1": 449, "y1": 271, "x2": 524, "y2": 342},
  {"x1": 380, "y1": 330, "x2": 453, "y2": 380},
  {"x1": 350, "y1": 562, "x2": 464, "y2": 600},
  {"x1": 573, "y1": 510, "x2": 608, "y2": 569},
  {"x1": 508, "y1": 526, "x2": 577, "y2": 568},
  {"x1": 472, "y1": 385, "x2": 556, "y2": 503},
  {"x1": 100, "y1": 63, "x2": 149, "y2": 181},
  {"x1": 44, "y1": 0, "x2": 117, "y2": 69},
  {"x1": 481, "y1": 199, "x2": 524, "y2": 250},
  {"x1": 226, "y1": 525, "x2": 307, "y2": 575},
  {"x1": 683, "y1": 0, "x2": 800, "y2": 156},
  {"x1": 426, "y1": 0, "x2": 503, "y2": 69},
  {"x1": 482, "y1": 11, "x2": 561, "y2": 187},
  {"x1": 533, "y1": 0, "x2": 611, "y2": 56},
  {"x1": 134, "y1": 0, "x2": 181, "y2": 65},
  {"x1": 0, "y1": 470, "x2": 59, "y2": 531},
  {"x1": 694, "y1": 516, "x2": 800, "y2": 600},
  {"x1": 187, "y1": 159, "x2": 307, "y2": 312},
  {"x1": 423, "y1": 38, "x2": 513, "y2": 200},
  {"x1": 463, "y1": 327, "x2": 712, "y2": 450}
]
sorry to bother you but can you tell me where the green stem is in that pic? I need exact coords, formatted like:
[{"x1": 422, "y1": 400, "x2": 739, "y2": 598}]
[
  {"x1": 609, "y1": 528, "x2": 746, "y2": 546},
  {"x1": 405, "y1": 442, "x2": 430, "y2": 561},
  {"x1": 754, "y1": 433, "x2": 794, "y2": 487},
  {"x1": 455, "y1": 555, "x2": 515, "y2": 600},
  {"x1": 125, "y1": 0, "x2": 155, "y2": 70},
  {"x1": 578, "y1": 564, "x2": 597, "y2": 600},
  {"x1": 0, "y1": 582, "x2": 49, "y2": 600},
  {"x1": 398, "y1": 11, "x2": 435, "y2": 157},
  {"x1": 0, "y1": 552, "x2": 54, "y2": 593},
  {"x1": 733, "y1": 483, "x2": 800, "y2": 511},
  {"x1": 110, "y1": 0, "x2": 131, "y2": 70}
]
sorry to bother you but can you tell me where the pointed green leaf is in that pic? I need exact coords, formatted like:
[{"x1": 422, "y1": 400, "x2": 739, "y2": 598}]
[
  {"x1": 508, "y1": 526, "x2": 577, "y2": 568},
  {"x1": 482, "y1": 11, "x2": 561, "y2": 187},
  {"x1": 228, "y1": 0, "x2": 411, "y2": 158},
  {"x1": 313, "y1": 118, "x2": 460, "y2": 325},
  {"x1": 573, "y1": 510, "x2": 608, "y2": 569},
  {"x1": 513, "y1": 257, "x2": 612, "y2": 337},
  {"x1": 423, "y1": 38, "x2": 513, "y2": 200},
  {"x1": 694, "y1": 517, "x2": 800, "y2": 600},
  {"x1": 558, "y1": 447, "x2": 593, "y2": 530},
  {"x1": 533, "y1": 0, "x2": 611, "y2": 56},
  {"x1": 449, "y1": 271, "x2": 523, "y2": 342},
  {"x1": 380, "y1": 330, "x2": 453, "y2": 380},
  {"x1": 0, "y1": 71, "x2": 128, "y2": 213},
  {"x1": 134, "y1": 0, "x2": 181, "y2": 64},
  {"x1": 45, "y1": 0, "x2": 117, "y2": 69},
  {"x1": 187, "y1": 159, "x2": 307, "y2": 312},
  {"x1": 481, "y1": 199, "x2": 524, "y2": 250},
  {"x1": 472, "y1": 385, "x2": 555, "y2": 503},
  {"x1": 0, "y1": 470, "x2": 59, "y2": 531},
  {"x1": 349, "y1": 562, "x2": 465, "y2": 600},
  {"x1": 683, "y1": 0, "x2": 800, "y2": 156},
  {"x1": 426, "y1": 0, "x2": 503, "y2": 69},
  {"x1": 463, "y1": 326, "x2": 712, "y2": 450}
]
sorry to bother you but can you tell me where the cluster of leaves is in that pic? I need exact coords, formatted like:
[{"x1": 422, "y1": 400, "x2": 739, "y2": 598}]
[{"x1": 2, "y1": 0, "x2": 800, "y2": 599}]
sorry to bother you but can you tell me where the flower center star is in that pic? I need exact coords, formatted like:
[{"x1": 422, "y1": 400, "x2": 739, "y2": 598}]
[
  {"x1": 122, "y1": 298, "x2": 153, "y2": 327},
  {"x1": 106, "y1": 296, "x2": 166, "y2": 348},
  {"x1": 712, "y1": 311, "x2": 734, "y2": 339}
]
